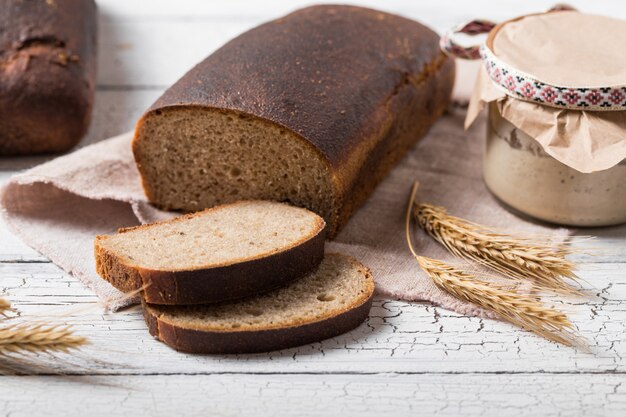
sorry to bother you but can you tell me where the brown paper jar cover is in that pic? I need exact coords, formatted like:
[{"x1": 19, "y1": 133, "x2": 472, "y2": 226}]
[
  {"x1": 467, "y1": 11, "x2": 626, "y2": 173},
  {"x1": 489, "y1": 11, "x2": 626, "y2": 88}
]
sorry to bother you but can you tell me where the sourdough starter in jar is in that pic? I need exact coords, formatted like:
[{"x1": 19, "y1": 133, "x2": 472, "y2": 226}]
[{"x1": 483, "y1": 103, "x2": 626, "y2": 226}]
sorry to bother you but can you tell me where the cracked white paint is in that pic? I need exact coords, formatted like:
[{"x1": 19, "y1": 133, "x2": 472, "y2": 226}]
[
  {"x1": 0, "y1": 262, "x2": 625, "y2": 375},
  {"x1": 1, "y1": 374, "x2": 625, "y2": 417}
]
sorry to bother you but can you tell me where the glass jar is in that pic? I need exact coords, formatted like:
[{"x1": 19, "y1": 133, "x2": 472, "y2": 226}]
[{"x1": 483, "y1": 103, "x2": 626, "y2": 226}]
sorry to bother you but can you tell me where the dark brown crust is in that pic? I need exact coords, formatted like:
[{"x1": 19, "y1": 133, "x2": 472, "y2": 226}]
[
  {"x1": 335, "y1": 55, "x2": 455, "y2": 230},
  {"x1": 94, "y1": 201, "x2": 327, "y2": 305},
  {"x1": 142, "y1": 256, "x2": 375, "y2": 354},
  {"x1": 0, "y1": 0, "x2": 97, "y2": 155},
  {"x1": 133, "y1": 5, "x2": 454, "y2": 237}
]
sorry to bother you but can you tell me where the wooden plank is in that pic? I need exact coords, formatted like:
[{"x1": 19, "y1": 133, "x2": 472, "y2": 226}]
[
  {"x1": 0, "y1": 1, "x2": 625, "y2": 414},
  {"x1": 1, "y1": 373, "x2": 625, "y2": 417},
  {"x1": 1, "y1": 261, "x2": 624, "y2": 375},
  {"x1": 94, "y1": 0, "x2": 626, "y2": 22},
  {"x1": 0, "y1": 1, "x2": 625, "y2": 415},
  {"x1": 95, "y1": 1, "x2": 626, "y2": 89},
  {"x1": 97, "y1": 17, "x2": 251, "y2": 88},
  {"x1": 0, "y1": 221, "x2": 46, "y2": 263}
]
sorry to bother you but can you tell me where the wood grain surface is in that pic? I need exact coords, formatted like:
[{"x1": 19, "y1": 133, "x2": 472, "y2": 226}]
[{"x1": 1, "y1": 1, "x2": 626, "y2": 416}]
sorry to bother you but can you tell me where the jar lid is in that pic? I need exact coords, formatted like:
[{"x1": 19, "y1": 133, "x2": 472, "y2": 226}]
[{"x1": 481, "y1": 11, "x2": 626, "y2": 111}]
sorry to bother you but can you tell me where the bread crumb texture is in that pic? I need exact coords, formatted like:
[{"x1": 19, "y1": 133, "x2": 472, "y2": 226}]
[
  {"x1": 96, "y1": 200, "x2": 324, "y2": 270},
  {"x1": 134, "y1": 109, "x2": 335, "y2": 225}
]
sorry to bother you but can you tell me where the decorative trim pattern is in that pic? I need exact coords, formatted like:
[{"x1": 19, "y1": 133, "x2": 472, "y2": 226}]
[
  {"x1": 480, "y1": 46, "x2": 626, "y2": 111},
  {"x1": 440, "y1": 5, "x2": 626, "y2": 111}
]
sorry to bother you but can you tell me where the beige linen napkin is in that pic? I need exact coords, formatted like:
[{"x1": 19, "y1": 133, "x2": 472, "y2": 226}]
[{"x1": 0, "y1": 108, "x2": 568, "y2": 314}]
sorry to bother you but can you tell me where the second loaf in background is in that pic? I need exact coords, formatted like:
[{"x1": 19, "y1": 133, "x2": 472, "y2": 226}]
[{"x1": 133, "y1": 5, "x2": 455, "y2": 237}]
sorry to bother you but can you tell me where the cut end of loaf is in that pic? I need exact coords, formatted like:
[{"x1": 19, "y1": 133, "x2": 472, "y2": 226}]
[
  {"x1": 133, "y1": 107, "x2": 339, "y2": 234},
  {"x1": 143, "y1": 253, "x2": 375, "y2": 353}
]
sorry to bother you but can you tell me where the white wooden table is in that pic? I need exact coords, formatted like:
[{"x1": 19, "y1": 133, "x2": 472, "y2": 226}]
[{"x1": 2, "y1": 1, "x2": 626, "y2": 416}]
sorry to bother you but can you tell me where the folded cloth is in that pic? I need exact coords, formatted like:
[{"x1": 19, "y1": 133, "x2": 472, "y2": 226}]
[{"x1": 0, "y1": 107, "x2": 568, "y2": 313}]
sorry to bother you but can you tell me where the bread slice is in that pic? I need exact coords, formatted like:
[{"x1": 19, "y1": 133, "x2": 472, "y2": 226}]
[
  {"x1": 94, "y1": 200, "x2": 326, "y2": 305},
  {"x1": 143, "y1": 253, "x2": 374, "y2": 354}
]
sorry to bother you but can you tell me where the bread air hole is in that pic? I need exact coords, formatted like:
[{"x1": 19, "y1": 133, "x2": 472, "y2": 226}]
[
  {"x1": 229, "y1": 167, "x2": 241, "y2": 177},
  {"x1": 317, "y1": 293, "x2": 335, "y2": 302}
]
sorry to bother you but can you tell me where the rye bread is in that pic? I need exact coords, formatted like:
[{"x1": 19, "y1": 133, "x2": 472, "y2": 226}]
[
  {"x1": 0, "y1": 0, "x2": 97, "y2": 155},
  {"x1": 132, "y1": 5, "x2": 455, "y2": 237},
  {"x1": 143, "y1": 253, "x2": 374, "y2": 354},
  {"x1": 94, "y1": 200, "x2": 326, "y2": 305}
]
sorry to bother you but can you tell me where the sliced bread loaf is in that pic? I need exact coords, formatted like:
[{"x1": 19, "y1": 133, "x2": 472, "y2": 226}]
[
  {"x1": 94, "y1": 200, "x2": 326, "y2": 305},
  {"x1": 132, "y1": 5, "x2": 454, "y2": 238},
  {"x1": 143, "y1": 253, "x2": 374, "y2": 354}
]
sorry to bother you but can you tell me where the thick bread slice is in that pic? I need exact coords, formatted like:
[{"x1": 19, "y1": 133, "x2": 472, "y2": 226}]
[
  {"x1": 143, "y1": 253, "x2": 374, "y2": 354},
  {"x1": 94, "y1": 200, "x2": 326, "y2": 305}
]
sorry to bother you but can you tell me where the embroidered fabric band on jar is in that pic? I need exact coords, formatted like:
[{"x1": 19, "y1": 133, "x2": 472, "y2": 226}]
[{"x1": 443, "y1": 8, "x2": 626, "y2": 226}]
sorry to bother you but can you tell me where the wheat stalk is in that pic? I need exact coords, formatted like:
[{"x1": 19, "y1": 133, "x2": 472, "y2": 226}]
[
  {"x1": 415, "y1": 256, "x2": 578, "y2": 346},
  {"x1": 0, "y1": 300, "x2": 94, "y2": 374},
  {"x1": 414, "y1": 196, "x2": 579, "y2": 293},
  {"x1": 405, "y1": 182, "x2": 582, "y2": 347},
  {"x1": 0, "y1": 288, "x2": 139, "y2": 358},
  {"x1": 0, "y1": 321, "x2": 88, "y2": 355}
]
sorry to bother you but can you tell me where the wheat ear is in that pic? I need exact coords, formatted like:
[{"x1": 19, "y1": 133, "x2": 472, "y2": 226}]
[
  {"x1": 415, "y1": 257, "x2": 579, "y2": 346},
  {"x1": 414, "y1": 199, "x2": 578, "y2": 293},
  {"x1": 0, "y1": 322, "x2": 88, "y2": 354},
  {"x1": 405, "y1": 182, "x2": 581, "y2": 347}
]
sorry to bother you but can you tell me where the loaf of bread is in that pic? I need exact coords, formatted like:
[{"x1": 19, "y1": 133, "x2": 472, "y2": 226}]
[
  {"x1": 133, "y1": 5, "x2": 454, "y2": 237},
  {"x1": 0, "y1": 0, "x2": 97, "y2": 155},
  {"x1": 95, "y1": 201, "x2": 326, "y2": 305},
  {"x1": 143, "y1": 253, "x2": 374, "y2": 354}
]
